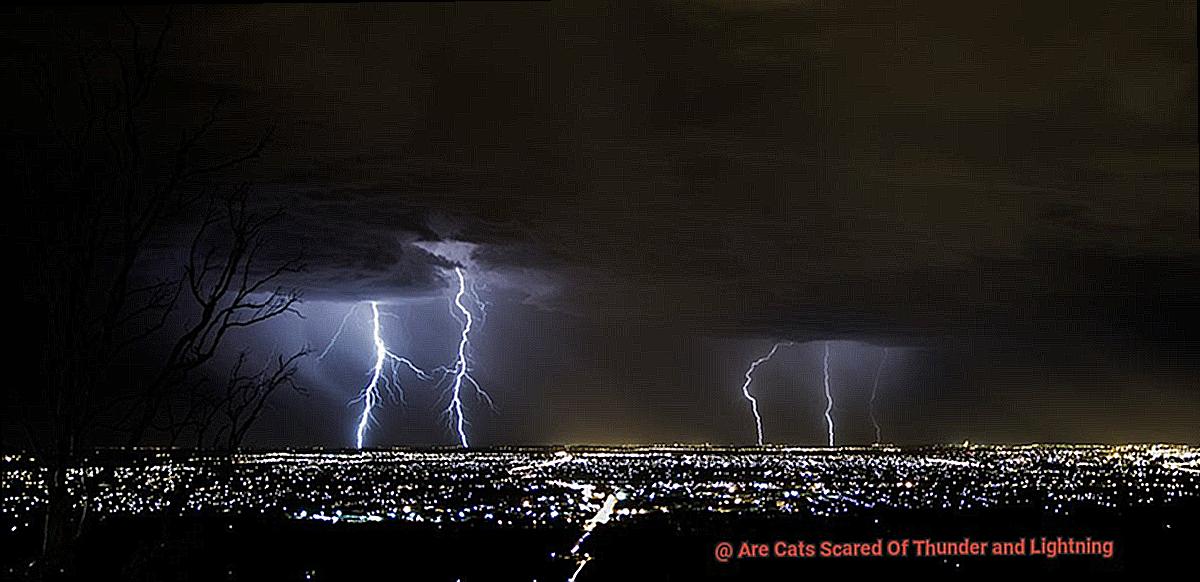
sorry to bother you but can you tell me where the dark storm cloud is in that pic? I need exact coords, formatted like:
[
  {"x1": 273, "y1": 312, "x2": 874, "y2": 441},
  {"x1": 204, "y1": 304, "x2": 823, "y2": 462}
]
[
  {"x1": 252, "y1": 184, "x2": 454, "y2": 301},
  {"x1": 536, "y1": 1, "x2": 1197, "y2": 343},
  {"x1": 159, "y1": 3, "x2": 554, "y2": 301},
  {"x1": 78, "y1": 1, "x2": 1192, "y2": 345},
  {"x1": 7, "y1": 2, "x2": 1196, "y2": 322}
]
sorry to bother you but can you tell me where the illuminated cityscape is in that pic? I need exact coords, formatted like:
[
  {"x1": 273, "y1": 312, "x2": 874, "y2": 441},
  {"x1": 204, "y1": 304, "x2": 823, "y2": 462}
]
[
  {"x1": 4, "y1": 445, "x2": 1197, "y2": 529},
  {"x1": 4, "y1": 444, "x2": 1198, "y2": 577}
]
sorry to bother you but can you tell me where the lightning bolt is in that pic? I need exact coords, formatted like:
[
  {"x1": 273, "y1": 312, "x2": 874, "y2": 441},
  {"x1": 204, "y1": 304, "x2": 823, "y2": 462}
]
[
  {"x1": 738, "y1": 342, "x2": 790, "y2": 446},
  {"x1": 317, "y1": 304, "x2": 360, "y2": 361},
  {"x1": 869, "y1": 347, "x2": 889, "y2": 444},
  {"x1": 444, "y1": 267, "x2": 491, "y2": 448},
  {"x1": 346, "y1": 301, "x2": 432, "y2": 449},
  {"x1": 822, "y1": 341, "x2": 835, "y2": 447},
  {"x1": 467, "y1": 275, "x2": 490, "y2": 325}
]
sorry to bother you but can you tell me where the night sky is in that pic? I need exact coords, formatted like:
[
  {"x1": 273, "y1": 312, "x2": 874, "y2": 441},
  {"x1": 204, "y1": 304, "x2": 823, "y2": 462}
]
[{"x1": 4, "y1": 3, "x2": 1197, "y2": 447}]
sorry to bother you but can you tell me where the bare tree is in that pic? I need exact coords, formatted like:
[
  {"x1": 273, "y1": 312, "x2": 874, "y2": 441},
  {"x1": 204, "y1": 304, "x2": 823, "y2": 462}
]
[
  {"x1": 196, "y1": 349, "x2": 310, "y2": 450},
  {"x1": 120, "y1": 188, "x2": 305, "y2": 446},
  {"x1": 9, "y1": 11, "x2": 307, "y2": 572}
]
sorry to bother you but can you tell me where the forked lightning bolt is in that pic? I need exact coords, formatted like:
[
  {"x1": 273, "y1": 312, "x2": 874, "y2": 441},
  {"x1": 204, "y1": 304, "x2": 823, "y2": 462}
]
[
  {"x1": 822, "y1": 341, "x2": 836, "y2": 447},
  {"x1": 318, "y1": 301, "x2": 433, "y2": 449},
  {"x1": 444, "y1": 267, "x2": 492, "y2": 448},
  {"x1": 738, "y1": 342, "x2": 790, "y2": 446}
]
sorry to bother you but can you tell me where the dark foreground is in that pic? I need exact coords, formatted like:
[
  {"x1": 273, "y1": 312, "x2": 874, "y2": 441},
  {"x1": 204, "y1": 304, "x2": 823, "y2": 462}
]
[{"x1": 4, "y1": 503, "x2": 1196, "y2": 580}]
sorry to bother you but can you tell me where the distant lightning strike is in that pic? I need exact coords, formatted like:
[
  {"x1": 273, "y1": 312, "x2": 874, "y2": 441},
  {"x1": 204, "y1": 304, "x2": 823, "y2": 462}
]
[
  {"x1": 353, "y1": 301, "x2": 433, "y2": 449},
  {"x1": 353, "y1": 302, "x2": 388, "y2": 449},
  {"x1": 318, "y1": 305, "x2": 360, "y2": 361},
  {"x1": 445, "y1": 267, "x2": 491, "y2": 448},
  {"x1": 869, "y1": 347, "x2": 889, "y2": 443},
  {"x1": 738, "y1": 342, "x2": 790, "y2": 446},
  {"x1": 822, "y1": 341, "x2": 835, "y2": 447}
]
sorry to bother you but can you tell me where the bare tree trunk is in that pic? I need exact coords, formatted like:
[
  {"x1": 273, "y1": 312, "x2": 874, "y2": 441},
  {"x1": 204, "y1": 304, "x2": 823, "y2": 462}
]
[{"x1": 39, "y1": 459, "x2": 76, "y2": 580}]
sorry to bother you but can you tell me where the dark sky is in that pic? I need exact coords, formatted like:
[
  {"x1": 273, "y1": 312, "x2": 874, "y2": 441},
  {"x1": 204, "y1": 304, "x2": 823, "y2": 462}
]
[{"x1": 5, "y1": 2, "x2": 1198, "y2": 447}]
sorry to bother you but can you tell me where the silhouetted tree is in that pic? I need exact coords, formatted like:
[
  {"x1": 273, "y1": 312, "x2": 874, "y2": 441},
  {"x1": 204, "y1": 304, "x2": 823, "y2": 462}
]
[
  {"x1": 7, "y1": 11, "x2": 306, "y2": 575},
  {"x1": 192, "y1": 349, "x2": 310, "y2": 450}
]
